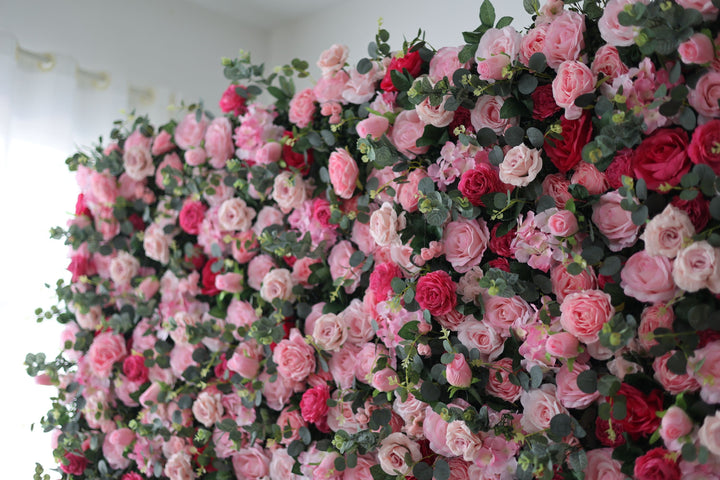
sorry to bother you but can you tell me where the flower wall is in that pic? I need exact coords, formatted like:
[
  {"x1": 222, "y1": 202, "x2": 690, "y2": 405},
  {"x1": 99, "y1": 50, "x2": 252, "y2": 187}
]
[{"x1": 27, "y1": 0, "x2": 720, "y2": 479}]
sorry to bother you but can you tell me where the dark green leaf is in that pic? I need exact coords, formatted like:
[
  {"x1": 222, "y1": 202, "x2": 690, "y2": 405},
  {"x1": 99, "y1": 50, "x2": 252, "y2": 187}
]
[
  {"x1": 420, "y1": 381, "x2": 440, "y2": 402},
  {"x1": 597, "y1": 374, "x2": 621, "y2": 397},
  {"x1": 504, "y1": 126, "x2": 525, "y2": 147},
  {"x1": 667, "y1": 350, "x2": 687, "y2": 375},
  {"x1": 433, "y1": 459, "x2": 450, "y2": 480},
  {"x1": 495, "y1": 16, "x2": 513, "y2": 28},
  {"x1": 599, "y1": 256, "x2": 622, "y2": 276},
  {"x1": 357, "y1": 58, "x2": 373, "y2": 74},
  {"x1": 499, "y1": 97, "x2": 526, "y2": 119},
  {"x1": 710, "y1": 196, "x2": 720, "y2": 220},
  {"x1": 477, "y1": 128, "x2": 498, "y2": 147},
  {"x1": 413, "y1": 462, "x2": 433, "y2": 480},
  {"x1": 577, "y1": 369, "x2": 598, "y2": 394},
  {"x1": 480, "y1": 0, "x2": 496, "y2": 26},
  {"x1": 631, "y1": 205, "x2": 648, "y2": 226},
  {"x1": 526, "y1": 127, "x2": 544, "y2": 148},
  {"x1": 488, "y1": 146, "x2": 504, "y2": 165},
  {"x1": 523, "y1": 0, "x2": 540, "y2": 15},
  {"x1": 530, "y1": 365, "x2": 543, "y2": 389},
  {"x1": 550, "y1": 413, "x2": 572, "y2": 437}
]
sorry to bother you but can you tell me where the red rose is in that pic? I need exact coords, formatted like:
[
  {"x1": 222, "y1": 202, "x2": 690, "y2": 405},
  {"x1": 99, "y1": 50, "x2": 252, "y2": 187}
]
[
  {"x1": 671, "y1": 195, "x2": 710, "y2": 232},
  {"x1": 122, "y1": 354, "x2": 148, "y2": 383},
  {"x1": 218, "y1": 84, "x2": 248, "y2": 116},
  {"x1": 381, "y1": 50, "x2": 423, "y2": 92},
  {"x1": 458, "y1": 163, "x2": 503, "y2": 206},
  {"x1": 184, "y1": 244, "x2": 207, "y2": 271},
  {"x1": 369, "y1": 262, "x2": 403, "y2": 300},
  {"x1": 415, "y1": 271, "x2": 457, "y2": 316},
  {"x1": 595, "y1": 415, "x2": 626, "y2": 447},
  {"x1": 179, "y1": 199, "x2": 207, "y2": 235},
  {"x1": 121, "y1": 474, "x2": 144, "y2": 480},
  {"x1": 75, "y1": 193, "x2": 92, "y2": 218},
  {"x1": 611, "y1": 384, "x2": 663, "y2": 439},
  {"x1": 300, "y1": 384, "x2": 330, "y2": 423},
  {"x1": 531, "y1": 84, "x2": 561, "y2": 120},
  {"x1": 633, "y1": 448, "x2": 681, "y2": 480},
  {"x1": 282, "y1": 131, "x2": 313, "y2": 174},
  {"x1": 604, "y1": 148, "x2": 634, "y2": 189},
  {"x1": 60, "y1": 452, "x2": 88, "y2": 475},
  {"x1": 201, "y1": 258, "x2": 223, "y2": 296},
  {"x1": 488, "y1": 223, "x2": 517, "y2": 257},
  {"x1": 698, "y1": 329, "x2": 720, "y2": 348},
  {"x1": 487, "y1": 257, "x2": 511, "y2": 272},
  {"x1": 689, "y1": 119, "x2": 720, "y2": 174},
  {"x1": 448, "y1": 106, "x2": 475, "y2": 138},
  {"x1": 544, "y1": 113, "x2": 593, "y2": 173},
  {"x1": 632, "y1": 128, "x2": 691, "y2": 191},
  {"x1": 214, "y1": 353, "x2": 228, "y2": 380},
  {"x1": 127, "y1": 213, "x2": 146, "y2": 232},
  {"x1": 67, "y1": 251, "x2": 95, "y2": 283}
]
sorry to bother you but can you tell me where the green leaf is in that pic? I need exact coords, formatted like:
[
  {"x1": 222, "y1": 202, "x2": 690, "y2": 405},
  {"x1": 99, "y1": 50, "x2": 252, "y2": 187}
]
[
  {"x1": 504, "y1": 126, "x2": 525, "y2": 147},
  {"x1": 667, "y1": 350, "x2": 688, "y2": 375},
  {"x1": 488, "y1": 146, "x2": 504, "y2": 165},
  {"x1": 577, "y1": 369, "x2": 598, "y2": 394},
  {"x1": 530, "y1": 365, "x2": 543, "y2": 389},
  {"x1": 527, "y1": 52, "x2": 546, "y2": 72},
  {"x1": 599, "y1": 256, "x2": 622, "y2": 276},
  {"x1": 420, "y1": 381, "x2": 440, "y2": 402},
  {"x1": 398, "y1": 321, "x2": 419, "y2": 340},
  {"x1": 499, "y1": 97, "x2": 526, "y2": 119},
  {"x1": 349, "y1": 250, "x2": 366, "y2": 268},
  {"x1": 526, "y1": 127, "x2": 544, "y2": 148},
  {"x1": 682, "y1": 443, "x2": 697, "y2": 462},
  {"x1": 550, "y1": 413, "x2": 572, "y2": 437},
  {"x1": 523, "y1": 0, "x2": 540, "y2": 15},
  {"x1": 480, "y1": 0, "x2": 496, "y2": 26},
  {"x1": 597, "y1": 374, "x2": 621, "y2": 397},
  {"x1": 631, "y1": 204, "x2": 648, "y2": 226},
  {"x1": 710, "y1": 196, "x2": 720, "y2": 220},
  {"x1": 413, "y1": 462, "x2": 433, "y2": 480},
  {"x1": 477, "y1": 128, "x2": 498, "y2": 147},
  {"x1": 581, "y1": 246, "x2": 604, "y2": 265},
  {"x1": 433, "y1": 459, "x2": 450, "y2": 480},
  {"x1": 356, "y1": 58, "x2": 373, "y2": 74},
  {"x1": 495, "y1": 16, "x2": 513, "y2": 28}
]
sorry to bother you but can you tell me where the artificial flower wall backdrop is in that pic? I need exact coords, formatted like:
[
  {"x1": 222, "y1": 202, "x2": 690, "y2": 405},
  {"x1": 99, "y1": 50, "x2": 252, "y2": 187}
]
[{"x1": 26, "y1": 0, "x2": 720, "y2": 479}]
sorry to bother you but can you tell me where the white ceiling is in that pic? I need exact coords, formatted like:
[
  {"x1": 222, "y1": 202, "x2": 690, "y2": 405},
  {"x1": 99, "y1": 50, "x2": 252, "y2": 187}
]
[{"x1": 184, "y1": 0, "x2": 350, "y2": 28}]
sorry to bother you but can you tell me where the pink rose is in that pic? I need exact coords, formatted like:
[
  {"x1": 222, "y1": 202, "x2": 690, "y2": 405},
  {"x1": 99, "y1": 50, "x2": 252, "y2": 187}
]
[
  {"x1": 446, "y1": 353, "x2": 472, "y2": 387},
  {"x1": 552, "y1": 60, "x2": 597, "y2": 120},
  {"x1": 164, "y1": 452, "x2": 193, "y2": 480},
  {"x1": 520, "y1": 384, "x2": 568, "y2": 433},
  {"x1": 218, "y1": 197, "x2": 256, "y2": 232},
  {"x1": 599, "y1": 0, "x2": 646, "y2": 47},
  {"x1": 679, "y1": 33, "x2": 715, "y2": 65},
  {"x1": 591, "y1": 191, "x2": 640, "y2": 252},
  {"x1": 486, "y1": 357, "x2": 522, "y2": 402},
  {"x1": 255, "y1": 142, "x2": 282, "y2": 165},
  {"x1": 475, "y1": 26, "x2": 522, "y2": 80},
  {"x1": 328, "y1": 240, "x2": 362, "y2": 294},
  {"x1": 356, "y1": 115, "x2": 390, "y2": 140},
  {"x1": 446, "y1": 420, "x2": 483, "y2": 461},
  {"x1": 642, "y1": 204, "x2": 695, "y2": 258},
  {"x1": 584, "y1": 448, "x2": 624, "y2": 480},
  {"x1": 688, "y1": 341, "x2": 720, "y2": 404},
  {"x1": 689, "y1": 71, "x2": 720, "y2": 120},
  {"x1": 272, "y1": 171, "x2": 307, "y2": 214},
  {"x1": 423, "y1": 406, "x2": 453, "y2": 456},
  {"x1": 88, "y1": 331, "x2": 128, "y2": 377},
  {"x1": 637, "y1": 303, "x2": 674, "y2": 352},
  {"x1": 673, "y1": 241, "x2": 720, "y2": 293},
  {"x1": 499, "y1": 144, "x2": 543, "y2": 186},
  {"x1": 571, "y1": 161, "x2": 608, "y2": 195},
  {"x1": 273, "y1": 328, "x2": 316, "y2": 382},
  {"x1": 269, "y1": 449, "x2": 299, "y2": 480},
  {"x1": 372, "y1": 367, "x2": 400, "y2": 392},
  {"x1": 288, "y1": 88, "x2": 316, "y2": 128},
  {"x1": 591, "y1": 45, "x2": 629, "y2": 81},
  {"x1": 415, "y1": 95, "x2": 455, "y2": 127},
  {"x1": 698, "y1": 411, "x2": 720, "y2": 457},
  {"x1": 231, "y1": 231, "x2": 258, "y2": 264},
  {"x1": 484, "y1": 295, "x2": 533, "y2": 336},
  {"x1": 369, "y1": 202, "x2": 401, "y2": 247},
  {"x1": 471, "y1": 95, "x2": 518, "y2": 135},
  {"x1": 545, "y1": 331, "x2": 580, "y2": 358},
  {"x1": 123, "y1": 141, "x2": 155, "y2": 181},
  {"x1": 551, "y1": 263, "x2": 598, "y2": 304},
  {"x1": 396, "y1": 168, "x2": 428, "y2": 212},
  {"x1": 155, "y1": 152, "x2": 183, "y2": 190},
  {"x1": 300, "y1": 384, "x2": 330, "y2": 423},
  {"x1": 102, "y1": 428, "x2": 135, "y2": 469},
  {"x1": 519, "y1": 24, "x2": 549, "y2": 66},
  {"x1": 547, "y1": 209, "x2": 578, "y2": 237},
  {"x1": 174, "y1": 112, "x2": 208, "y2": 150},
  {"x1": 542, "y1": 173, "x2": 573, "y2": 209},
  {"x1": 542, "y1": 11, "x2": 586, "y2": 69},
  {"x1": 215, "y1": 272, "x2": 243, "y2": 293},
  {"x1": 654, "y1": 351, "x2": 700, "y2": 395},
  {"x1": 556, "y1": 362, "x2": 601, "y2": 409},
  {"x1": 443, "y1": 217, "x2": 490, "y2": 273},
  {"x1": 192, "y1": 390, "x2": 224, "y2": 428},
  {"x1": 676, "y1": 0, "x2": 719, "y2": 21},
  {"x1": 689, "y1": 119, "x2": 720, "y2": 174},
  {"x1": 620, "y1": 250, "x2": 677, "y2": 303},
  {"x1": 142, "y1": 223, "x2": 170, "y2": 264},
  {"x1": 389, "y1": 110, "x2": 429, "y2": 159},
  {"x1": 292, "y1": 256, "x2": 320, "y2": 287},
  {"x1": 151, "y1": 130, "x2": 175, "y2": 156},
  {"x1": 429, "y1": 46, "x2": 467, "y2": 83},
  {"x1": 183, "y1": 147, "x2": 206, "y2": 166},
  {"x1": 660, "y1": 406, "x2": 693, "y2": 445},
  {"x1": 227, "y1": 341, "x2": 262, "y2": 379},
  {"x1": 232, "y1": 447, "x2": 271, "y2": 480},
  {"x1": 312, "y1": 313, "x2": 348, "y2": 352},
  {"x1": 559, "y1": 289, "x2": 614, "y2": 344},
  {"x1": 314, "y1": 70, "x2": 349, "y2": 104},
  {"x1": 204, "y1": 116, "x2": 234, "y2": 169},
  {"x1": 342, "y1": 299, "x2": 374, "y2": 344},
  {"x1": 342, "y1": 62, "x2": 383, "y2": 104},
  {"x1": 260, "y1": 268, "x2": 295, "y2": 302},
  {"x1": 328, "y1": 148, "x2": 359, "y2": 199},
  {"x1": 377, "y1": 433, "x2": 422, "y2": 476},
  {"x1": 317, "y1": 44, "x2": 349, "y2": 76},
  {"x1": 457, "y1": 317, "x2": 504, "y2": 361}
]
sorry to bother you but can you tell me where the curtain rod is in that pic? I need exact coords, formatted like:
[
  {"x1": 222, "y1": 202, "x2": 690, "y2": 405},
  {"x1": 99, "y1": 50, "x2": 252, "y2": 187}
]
[{"x1": 15, "y1": 43, "x2": 154, "y2": 102}]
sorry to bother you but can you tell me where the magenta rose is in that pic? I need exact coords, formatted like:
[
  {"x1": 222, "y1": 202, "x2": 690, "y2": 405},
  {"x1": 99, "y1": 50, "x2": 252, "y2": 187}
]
[
  {"x1": 415, "y1": 270, "x2": 457, "y2": 316},
  {"x1": 689, "y1": 119, "x2": 720, "y2": 174},
  {"x1": 122, "y1": 354, "x2": 148, "y2": 383},
  {"x1": 458, "y1": 163, "x2": 504, "y2": 206},
  {"x1": 179, "y1": 199, "x2": 208, "y2": 235},
  {"x1": 633, "y1": 448, "x2": 681, "y2": 480},
  {"x1": 544, "y1": 113, "x2": 593, "y2": 173},
  {"x1": 300, "y1": 384, "x2": 330, "y2": 423},
  {"x1": 328, "y1": 148, "x2": 359, "y2": 199},
  {"x1": 60, "y1": 453, "x2": 88, "y2": 475},
  {"x1": 219, "y1": 84, "x2": 248, "y2": 116},
  {"x1": 632, "y1": 128, "x2": 691, "y2": 191}
]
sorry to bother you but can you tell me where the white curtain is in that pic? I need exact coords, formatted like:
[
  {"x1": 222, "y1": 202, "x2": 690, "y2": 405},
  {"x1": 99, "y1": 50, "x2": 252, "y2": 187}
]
[{"x1": 0, "y1": 31, "x2": 178, "y2": 478}]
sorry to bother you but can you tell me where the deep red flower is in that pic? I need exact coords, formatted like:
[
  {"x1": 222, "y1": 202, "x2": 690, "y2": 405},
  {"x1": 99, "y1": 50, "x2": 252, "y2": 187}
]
[
  {"x1": 282, "y1": 131, "x2": 314, "y2": 174},
  {"x1": 122, "y1": 354, "x2": 148, "y2": 383},
  {"x1": 632, "y1": 128, "x2": 691, "y2": 191},
  {"x1": 458, "y1": 163, "x2": 503, "y2": 206},
  {"x1": 610, "y1": 384, "x2": 663, "y2": 439},
  {"x1": 595, "y1": 415, "x2": 626, "y2": 447},
  {"x1": 201, "y1": 258, "x2": 224, "y2": 296},
  {"x1": 544, "y1": 113, "x2": 593, "y2": 173},
  {"x1": 219, "y1": 84, "x2": 248, "y2": 116},
  {"x1": 127, "y1": 213, "x2": 146, "y2": 232},
  {"x1": 671, "y1": 194, "x2": 710, "y2": 232},
  {"x1": 380, "y1": 50, "x2": 423, "y2": 92},
  {"x1": 531, "y1": 84, "x2": 561, "y2": 120},
  {"x1": 415, "y1": 271, "x2": 457, "y2": 316},
  {"x1": 448, "y1": 106, "x2": 475, "y2": 139},
  {"x1": 633, "y1": 448, "x2": 681, "y2": 480},
  {"x1": 60, "y1": 452, "x2": 88, "y2": 476}
]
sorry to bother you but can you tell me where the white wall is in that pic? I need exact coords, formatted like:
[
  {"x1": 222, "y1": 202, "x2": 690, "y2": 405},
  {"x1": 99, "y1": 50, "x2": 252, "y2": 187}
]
[
  {"x1": 0, "y1": 0, "x2": 271, "y2": 113},
  {"x1": 268, "y1": 0, "x2": 532, "y2": 82}
]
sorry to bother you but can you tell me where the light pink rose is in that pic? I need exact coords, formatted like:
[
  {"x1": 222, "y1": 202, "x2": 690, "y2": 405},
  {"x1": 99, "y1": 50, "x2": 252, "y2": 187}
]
[
  {"x1": 638, "y1": 303, "x2": 674, "y2": 351},
  {"x1": 679, "y1": 33, "x2": 715, "y2": 65},
  {"x1": 475, "y1": 27, "x2": 521, "y2": 81},
  {"x1": 389, "y1": 110, "x2": 429, "y2": 159},
  {"x1": 355, "y1": 342, "x2": 388, "y2": 384},
  {"x1": 620, "y1": 250, "x2": 677, "y2": 303},
  {"x1": 591, "y1": 45, "x2": 629, "y2": 80},
  {"x1": 272, "y1": 171, "x2": 307, "y2": 214},
  {"x1": 356, "y1": 115, "x2": 390, "y2": 139},
  {"x1": 429, "y1": 46, "x2": 467, "y2": 83},
  {"x1": 552, "y1": 60, "x2": 597, "y2": 120},
  {"x1": 446, "y1": 420, "x2": 484, "y2": 461},
  {"x1": 231, "y1": 231, "x2": 258, "y2": 265},
  {"x1": 260, "y1": 370, "x2": 297, "y2": 411},
  {"x1": 226, "y1": 299, "x2": 258, "y2": 332},
  {"x1": 556, "y1": 363, "x2": 601, "y2": 409},
  {"x1": 292, "y1": 256, "x2": 320, "y2": 287},
  {"x1": 170, "y1": 343, "x2": 198, "y2": 378},
  {"x1": 654, "y1": 351, "x2": 701, "y2": 395},
  {"x1": 192, "y1": 390, "x2": 224, "y2": 428},
  {"x1": 102, "y1": 428, "x2": 135, "y2": 469},
  {"x1": 272, "y1": 328, "x2": 316, "y2": 382},
  {"x1": 317, "y1": 44, "x2": 349, "y2": 76},
  {"x1": 175, "y1": 112, "x2": 208, "y2": 150},
  {"x1": 151, "y1": 130, "x2": 175, "y2": 155},
  {"x1": 698, "y1": 411, "x2": 720, "y2": 457},
  {"x1": 446, "y1": 354, "x2": 472, "y2": 387},
  {"x1": 499, "y1": 144, "x2": 543, "y2": 186},
  {"x1": 377, "y1": 433, "x2": 422, "y2": 475},
  {"x1": 312, "y1": 313, "x2": 348, "y2": 352},
  {"x1": 688, "y1": 341, "x2": 720, "y2": 404},
  {"x1": 254, "y1": 142, "x2": 282, "y2": 165},
  {"x1": 183, "y1": 147, "x2": 206, "y2": 166},
  {"x1": 288, "y1": 88, "x2": 316, "y2": 128},
  {"x1": 676, "y1": 0, "x2": 719, "y2": 21},
  {"x1": 415, "y1": 94, "x2": 455, "y2": 127},
  {"x1": 372, "y1": 367, "x2": 400, "y2": 392},
  {"x1": 547, "y1": 209, "x2": 578, "y2": 237},
  {"x1": 486, "y1": 357, "x2": 522, "y2": 403},
  {"x1": 88, "y1": 331, "x2": 127, "y2": 377},
  {"x1": 155, "y1": 152, "x2": 183, "y2": 190},
  {"x1": 689, "y1": 71, "x2": 720, "y2": 120},
  {"x1": 642, "y1": 204, "x2": 695, "y2": 258},
  {"x1": 559, "y1": 289, "x2": 614, "y2": 344},
  {"x1": 164, "y1": 452, "x2": 193, "y2": 480},
  {"x1": 218, "y1": 197, "x2": 256, "y2": 232},
  {"x1": 342, "y1": 299, "x2": 374, "y2": 344},
  {"x1": 328, "y1": 148, "x2": 359, "y2": 199},
  {"x1": 542, "y1": 11, "x2": 585, "y2": 69},
  {"x1": 344, "y1": 454, "x2": 377, "y2": 480},
  {"x1": 457, "y1": 317, "x2": 505, "y2": 361},
  {"x1": 328, "y1": 343, "x2": 361, "y2": 389},
  {"x1": 471, "y1": 95, "x2": 517, "y2": 134},
  {"x1": 123, "y1": 144, "x2": 155, "y2": 181},
  {"x1": 519, "y1": 24, "x2": 549, "y2": 66},
  {"x1": 542, "y1": 173, "x2": 573, "y2": 209},
  {"x1": 584, "y1": 448, "x2": 624, "y2": 480},
  {"x1": 110, "y1": 250, "x2": 140, "y2": 286},
  {"x1": 484, "y1": 295, "x2": 533, "y2": 337},
  {"x1": 591, "y1": 191, "x2": 640, "y2": 252},
  {"x1": 369, "y1": 202, "x2": 402, "y2": 247},
  {"x1": 570, "y1": 161, "x2": 608, "y2": 195},
  {"x1": 232, "y1": 446, "x2": 271, "y2": 480},
  {"x1": 343, "y1": 61, "x2": 384, "y2": 104},
  {"x1": 396, "y1": 168, "x2": 427, "y2": 213},
  {"x1": 545, "y1": 331, "x2": 580, "y2": 359},
  {"x1": 660, "y1": 406, "x2": 693, "y2": 445},
  {"x1": 227, "y1": 341, "x2": 262, "y2": 379},
  {"x1": 599, "y1": 0, "x2": 646, "y2": 47},
  {"x1": 314, "y1": 70, "x2": 349, "y2": 104},
  {"x1": 673, "y1": 241, "x2": 720, "y2": 293},
  {"x1": 269, "y1": 448, "x2": 300, "y2": 480},
  {"x1": 205, "y1": 116, "x2": 234, "y2": 169},
  {"x1": 260, "y1": 268, "x2": 295, "y2": 302},
  {"x1": 520, "y1": 384, "x2": 568, "y2": 433},
  {"x1": 215, "y1": 272, "x2": 244, "y2": 293},
  {"x1": 89, "y1": 171, "x2": 118, "y2": 205},
  {"x1": 443, "y1": 217, "x2": 490, "y2": 273},
  {"x1": 328, "y1": 240, "x2": 362, "y2": 293}
]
